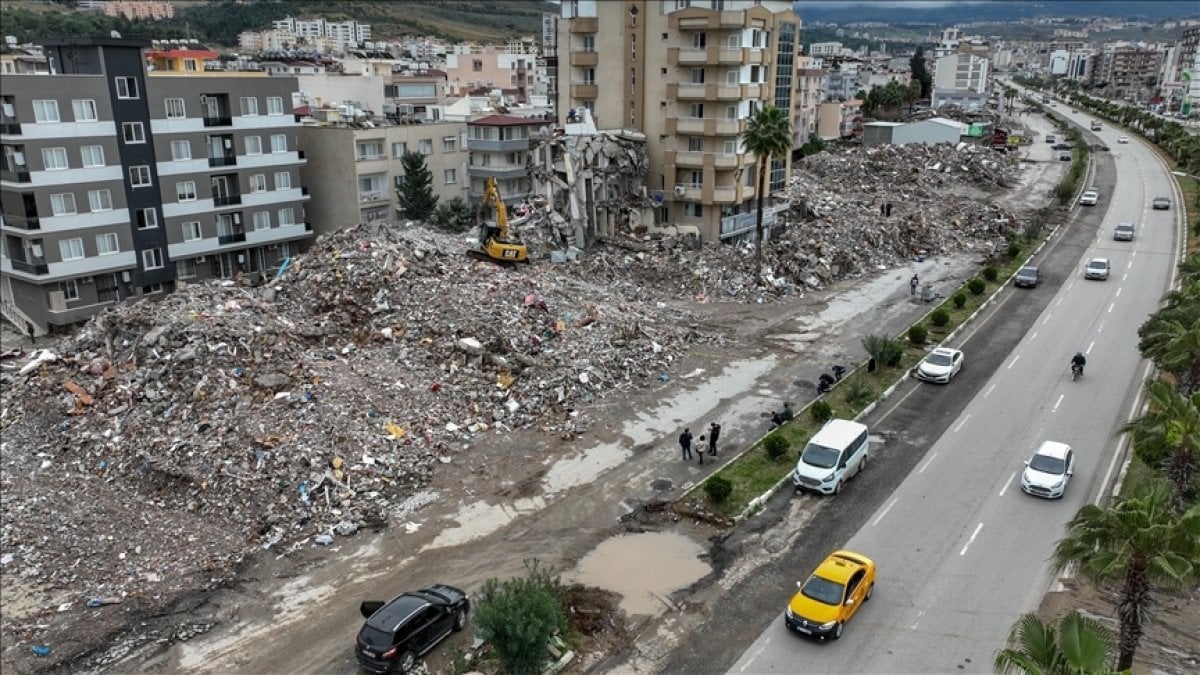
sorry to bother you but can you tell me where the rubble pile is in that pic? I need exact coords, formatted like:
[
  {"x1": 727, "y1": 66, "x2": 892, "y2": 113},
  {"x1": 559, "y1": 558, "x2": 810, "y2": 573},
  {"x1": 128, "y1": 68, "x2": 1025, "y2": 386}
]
[{"x1": 0, "y1": 222, "x2": 724, "y2": 633}]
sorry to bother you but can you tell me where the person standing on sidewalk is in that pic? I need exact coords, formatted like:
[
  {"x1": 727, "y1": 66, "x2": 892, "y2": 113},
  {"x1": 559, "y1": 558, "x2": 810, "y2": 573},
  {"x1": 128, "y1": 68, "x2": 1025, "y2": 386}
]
[
  {"x1": 708, "y1": 422, "x2": 721, "y2": 456},
  {"x1": 909, "y1": 274, "x2": 919, "y2": 297},
  {"x1": 696, "y1": 435, "x2": 707, "y2": 465},
  {"x1": 679, "y1": 428, "x2": 693, "y2": 461}
]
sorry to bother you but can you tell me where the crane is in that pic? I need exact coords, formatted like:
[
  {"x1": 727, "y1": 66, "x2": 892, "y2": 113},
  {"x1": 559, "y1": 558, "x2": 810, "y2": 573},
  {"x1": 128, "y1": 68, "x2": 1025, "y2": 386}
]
[{"x1": 469, "y1": 176, "x2": 528, "y2": 263}]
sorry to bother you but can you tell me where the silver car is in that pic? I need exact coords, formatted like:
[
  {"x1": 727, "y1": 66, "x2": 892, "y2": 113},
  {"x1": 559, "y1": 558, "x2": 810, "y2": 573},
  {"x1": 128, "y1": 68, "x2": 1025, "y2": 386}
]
[
  {"x1": 1113, "y1": 223, "x2": 1134, "y2": 241},
  {"x1": 1084, "y1": 257, "x2": 1110, "y2": 280}
]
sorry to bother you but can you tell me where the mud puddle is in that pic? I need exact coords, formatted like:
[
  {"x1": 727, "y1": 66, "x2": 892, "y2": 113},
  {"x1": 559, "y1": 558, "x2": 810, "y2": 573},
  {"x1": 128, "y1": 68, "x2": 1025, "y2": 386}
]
[{"x1": 568, "y1": 531, "x2": 710, "y2": 616}]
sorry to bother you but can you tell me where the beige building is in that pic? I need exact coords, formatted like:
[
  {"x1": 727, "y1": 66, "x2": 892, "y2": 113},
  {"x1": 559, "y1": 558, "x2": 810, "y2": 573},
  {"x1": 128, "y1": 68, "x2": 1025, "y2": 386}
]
[
  {"x1": 445, "y1": 46, "x2": 542, "y2": 103},
  {"x1": 793, "y1": 55, "x2": 825, "y2": 149},
  {"x1": 466, "y1": 114, "x2": 550, "y2": 203},
  {"x1": 297, "y1": 120, "x2": 468, "y2": 233},
  {"x1": 557, "y1": 0, "x2": 801, "y2": 242},
  {"x1": 102, "y1": 1, "x2": 175, "y2": 21}
]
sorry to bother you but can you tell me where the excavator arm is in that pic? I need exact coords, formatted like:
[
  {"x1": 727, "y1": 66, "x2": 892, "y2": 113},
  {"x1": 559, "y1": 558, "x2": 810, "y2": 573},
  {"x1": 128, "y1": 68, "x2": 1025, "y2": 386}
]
[{"x1": 470, "y1": 177, "x2": 528, "y2": 263}]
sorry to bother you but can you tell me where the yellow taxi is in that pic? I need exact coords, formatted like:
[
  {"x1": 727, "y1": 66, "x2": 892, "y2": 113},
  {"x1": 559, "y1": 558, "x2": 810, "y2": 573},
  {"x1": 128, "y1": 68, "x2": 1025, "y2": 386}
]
[{"x1": 784, "y1": 550, "x2": 876, "y2": 640}]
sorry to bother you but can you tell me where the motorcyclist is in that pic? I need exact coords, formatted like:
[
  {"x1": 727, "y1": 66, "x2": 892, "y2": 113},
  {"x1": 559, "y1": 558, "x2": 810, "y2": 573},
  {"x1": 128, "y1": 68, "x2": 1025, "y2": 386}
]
[{"x1": 1071, "y1": 352, "x2": 1086, "y2": 374}]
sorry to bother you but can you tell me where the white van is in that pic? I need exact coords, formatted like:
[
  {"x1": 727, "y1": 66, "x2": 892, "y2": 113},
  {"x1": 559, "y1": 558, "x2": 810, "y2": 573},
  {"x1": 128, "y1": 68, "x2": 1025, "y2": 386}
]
[{"x1": 792, "y1": 419, "x2": 870, "y2": 495}]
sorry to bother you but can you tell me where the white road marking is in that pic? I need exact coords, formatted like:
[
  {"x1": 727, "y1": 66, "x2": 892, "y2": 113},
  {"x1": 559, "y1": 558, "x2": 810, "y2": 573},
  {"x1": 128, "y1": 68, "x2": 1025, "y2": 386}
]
[
  {"x1": 1065, "y1": 280, "x2": 1074, "y2": 291},
  {"x1": 1043, "y1": 313, "x2": 1053, "y2": 325},
  {"x1": 1052, "y1": 394, "x2": 1065, "y2": 412},
  {"x1": 918, "y1": 451, "x2": 938, "y2": 474},
  {"x1": 1007, "y1": 354, "x2": 1021, "y2": 369},
  {"x1": 1055, "y1": 296, "x2": 1064, "y2": 307},
  {"x1": 960, "y1": 522, "x2": 984, "y2": 556},
  {"x1": 1098, "y1": 361, "x2": 1159, "y2": 506},
  {"x1": 1030, "y1": 331, "x2": 1038, "y2": 341},
  {"x1": 1107, "y1": 302, "x2": 1115, "y2": 313},
  {"x1": 1115, "y1": 287, "x2": 1122, "y2": 297},
  {"x1": 1086, "y1": 341, "x2": 1094, "y2": 355},
  {"x1": 739, "y1": 636, "x2": 771, "y2": 672},
  {"x1": 999, "y1": 471, "x2": 1017, "y2": 496},
  {"x1": 872, "y1": 497, "x2": 899, "y2": 526},
  {"x1": 953, "y1": 414, "x2": 971, "y2": 433},
  {"x1": 983, "y1": 383, "x2": 996, "y2": 398},
  {"x1": 1127, "y1": 260, "x2": 1133, "y2": 269},
  {"x1": 1122, "y1": 273, "x2": 1128, "y2": 282},
  {"x1": 1097, "y1": 321, "x2": 1105, "y2": 333}
]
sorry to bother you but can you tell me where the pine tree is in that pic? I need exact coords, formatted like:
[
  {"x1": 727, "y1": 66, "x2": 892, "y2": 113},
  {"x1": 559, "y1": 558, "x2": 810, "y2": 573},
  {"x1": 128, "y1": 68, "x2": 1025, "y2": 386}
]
[
  {"x1": 395, "y1": 152, "x2": 439, "y2": 221},
  {"x1": 910, "y1": 47, "x2": 933, "y2": 100}
]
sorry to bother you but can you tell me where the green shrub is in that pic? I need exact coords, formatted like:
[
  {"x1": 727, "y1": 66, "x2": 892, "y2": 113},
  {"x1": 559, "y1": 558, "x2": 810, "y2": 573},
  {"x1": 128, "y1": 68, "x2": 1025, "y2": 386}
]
[
  {"x1": 930, "y1": 308, "x2": 950, "y2": 327},
  {"x1": 861, "y1": 334, "x2": 905, "y2": 367},
  {"x1": 907, "y1": 324, "x2": 927, "y2": 346},
  {"x1": 1006, "y1": 242, "x2": 1023, "y2": 259},
  {"x1": 967, "y1": 278, "x2": 986, "y2": 295},
  {"x1": 703, "y1": 475, "x2": 733, "y2": 503},
  {"x1": 952, "y1": 292, "x2": 967, "y2": 309},
  {"x1": 763, "y1": 433, "x2": 790, "y2": 460},
  {"x1": 844, "y1": 380, "x2": 875, "y2": 407},
  {"x1": 982, "y1": 266, "x2": 999, "y2": 282},
  {"x1": 475, "y1": 560, "x2": 568, "y2": 675},
  {"x1": 810, "y1": 400, "x2": 833, "y2": 423}
]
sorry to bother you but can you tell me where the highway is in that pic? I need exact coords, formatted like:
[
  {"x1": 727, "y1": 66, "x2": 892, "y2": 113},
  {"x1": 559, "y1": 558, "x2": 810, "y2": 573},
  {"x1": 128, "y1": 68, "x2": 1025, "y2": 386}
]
[{"x1": 728, "y1": 112, "x2": 1182, "y2": 672}]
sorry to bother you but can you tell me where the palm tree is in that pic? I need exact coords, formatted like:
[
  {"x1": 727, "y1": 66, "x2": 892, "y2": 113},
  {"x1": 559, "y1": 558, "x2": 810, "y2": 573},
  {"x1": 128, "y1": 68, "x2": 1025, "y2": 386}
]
[
  {"x1": 1122, "y1": 380, "x2": 1200, "y2": 510},
  {"x1": 994, "y1": 610, "x2": 1121, "y2": 675},
  {"x1": 1052, "y1": 482, "x2": 1200, "y2": 671},
  {"x1": 740, "y1": 105, "x2": 792, "y2": 281}
]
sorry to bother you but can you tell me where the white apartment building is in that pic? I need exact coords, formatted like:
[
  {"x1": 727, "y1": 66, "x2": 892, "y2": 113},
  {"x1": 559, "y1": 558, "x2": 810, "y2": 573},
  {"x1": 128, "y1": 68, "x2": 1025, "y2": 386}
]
[{"x1": 270, "y1": 17, "x2": 371, "y2": 53}]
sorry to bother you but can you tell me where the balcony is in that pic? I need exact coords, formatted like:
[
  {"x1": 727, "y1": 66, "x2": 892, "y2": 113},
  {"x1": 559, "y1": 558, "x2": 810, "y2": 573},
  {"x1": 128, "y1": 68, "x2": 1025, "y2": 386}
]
[
  {"x1": 717, "y1": 48, "x2": 745, "y2": 64},
  {"x1": 714, "y1": 119, "x2": 742, "y2": 136},
  {"x1": 213, "y1": 194, "x2": 242, "y2": 207},
  {"x1": 1, "y1": 214, "x2": 40, "y2": 230},
  {"x1": 675, "y1": 117, "x2": 706, "y2": 134},
  {"x1": 569, "y1": 17, "x2": 598, "y2": 33},
  {"x1": 1, "y1": 169, "x2": 31, "y2": 183},
  {"x1": 673, "y1": 183, "x2": 702, "y2": 201},
  {"x1": 712, "y1": 186, "x2": 738, "y2": 203},
  {"x1": 1, "y1": 122, "x2": 21, "y2": 135},
  {"x1": 672, "y1": 83, "x2": 708, "y2": 100},
  {"x1": 10, "y1": 259, "x2": 49, "y2": 275},
  {"x1": 468, "y1": 164, "x2": 528, "y2": 180},
  {"x1": 358, "y1": 192, "x2": 388, "y2": 204},
  {"x1": 356, "y1": 154, "x2": 387, "y2": 162},
  {"x1": 716, "y1": 84, "x2": 743, "y2": 100},
  {"x1": 203, "y1": 116, "x2": 233, "y2": 127},
  {"x1": 571, "y1": 51, "x2": 599, "y2": 67},
  {"x1": 208, "y1": 156, "x2": 237, "y2": 167},
  {"x1": 570, "y1": 83, "x2": 598, "y2": 99},
  {"x1": 218, "y1": 232, "x2": 246, "y2": 245},
  {"x1": 675, "y1": 48, "x2": 712, "y2": 65},
  {"x1": 714, "y1": 153, "x2": 739, "y2": 169},
  {"x1": 673, "y1": 150, "x2": 705, "y2": 168}
]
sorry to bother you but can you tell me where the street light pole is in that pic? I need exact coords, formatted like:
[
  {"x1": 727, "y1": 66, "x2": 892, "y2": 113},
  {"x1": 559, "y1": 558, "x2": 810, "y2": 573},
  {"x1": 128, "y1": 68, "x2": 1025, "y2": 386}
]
[{"x1": 1171, "y1": 170, "x2": 1200, "y2": 181}]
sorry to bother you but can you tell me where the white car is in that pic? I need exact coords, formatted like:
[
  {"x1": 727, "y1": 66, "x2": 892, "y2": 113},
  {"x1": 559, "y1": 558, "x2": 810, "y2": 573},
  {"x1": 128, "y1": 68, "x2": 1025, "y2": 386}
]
[
  {"x1": 1117, "y1": 135, "x2": 1130, "y2": 144},
  {"x1": 1084, "y1": 257, "x2": 1110, "y2": 280},
  {"x1": 915, "y1": 347, "x2": 964, "y2": 383},
  {"x1": 1079, "y1": 189, "x2": 1099, "y2": 206},
  {"x1": 1021, "y1": 441, "x2": 1075, "y2": 499}
]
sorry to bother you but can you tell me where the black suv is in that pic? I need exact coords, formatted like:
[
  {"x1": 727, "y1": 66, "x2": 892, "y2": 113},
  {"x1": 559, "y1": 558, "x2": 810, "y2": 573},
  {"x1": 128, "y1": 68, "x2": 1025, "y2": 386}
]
[{"x1": 355, "y1": 584, "x2": 470, "y2": 673}]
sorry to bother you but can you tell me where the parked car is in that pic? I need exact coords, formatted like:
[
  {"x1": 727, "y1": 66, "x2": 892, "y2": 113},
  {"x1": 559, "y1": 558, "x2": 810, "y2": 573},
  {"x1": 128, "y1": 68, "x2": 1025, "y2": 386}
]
[
  {"x1": 356, "y1": 584, "x2": 470, "y2": 673},
  {"x1": 785, "y1": 550, "x2": 876, "y2": 640},
  {"x1": 1052, "y1": 143, "x2": 1072, "y2": 150},
  {"x1": 1152, "y1": 197, "x2": 1171, "y2": 210},
  {"x1": 1113, "y1": 222, "x2": 1135, "y2": 241},
  {"x1": 1079, "y1": 189, "x2": 1099, "y2": 206},
  {"x1": 1020, "y1": 441, "x2": 1075, "y2": 499},
  {"x1": 792, "y1": 419, "x2": 869, "y2": 495},
  {"x1": 1014, "y1": 265, "x2": 1041, "y2": 288},
  {"x1": 1091, "y1": 143, "x2": 1110, "y2": 152},
  {"x1": 1117, "y1": 135, "x2": 1130, "y2": 144},
  {"x1": 1045, "y1": 135, "x2": 1056, "y2": 144},
  {"x1": 915, "y1": 347, "x2": 964, "y2": 383},
  {"x1": 1084, "y1": 257, "x2": 1110, "y2": 280},
  {"x1": 1059, "y1": 153, "x2": 1072, "y2": 161}
]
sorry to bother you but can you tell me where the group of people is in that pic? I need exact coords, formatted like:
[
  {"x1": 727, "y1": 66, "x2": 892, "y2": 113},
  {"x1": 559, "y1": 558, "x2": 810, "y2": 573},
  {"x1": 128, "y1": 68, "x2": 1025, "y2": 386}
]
[{"x1": 678, "y1": 422, "x2": 722, "y2": 465}]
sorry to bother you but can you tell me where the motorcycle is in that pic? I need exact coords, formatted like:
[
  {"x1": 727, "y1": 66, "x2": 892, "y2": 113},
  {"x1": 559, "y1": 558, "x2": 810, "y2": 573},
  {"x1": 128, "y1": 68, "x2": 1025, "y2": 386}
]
[{"x1": 1071, "y1": 362, "x2": 1084, "y2": 381}]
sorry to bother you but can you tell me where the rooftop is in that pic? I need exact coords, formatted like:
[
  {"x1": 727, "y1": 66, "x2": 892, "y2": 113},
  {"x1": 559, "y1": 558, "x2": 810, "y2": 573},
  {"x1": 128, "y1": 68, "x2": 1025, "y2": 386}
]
[{"x1": 468, "y1": 113, "x2": 549, "y2": 127}]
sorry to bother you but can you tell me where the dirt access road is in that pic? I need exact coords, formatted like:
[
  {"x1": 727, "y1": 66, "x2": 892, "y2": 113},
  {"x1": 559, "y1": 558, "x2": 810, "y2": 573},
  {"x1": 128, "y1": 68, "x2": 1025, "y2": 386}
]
[{"x1": 86, "y1": 120, "x2": 1074, "y2": 675}]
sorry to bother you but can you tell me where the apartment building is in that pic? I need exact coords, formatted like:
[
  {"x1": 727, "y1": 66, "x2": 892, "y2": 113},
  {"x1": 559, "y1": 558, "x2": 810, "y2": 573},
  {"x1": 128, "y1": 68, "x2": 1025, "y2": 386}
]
[
  {"x1": 1091, "y1": 47, "x2": 1163, "y2": 102},
  {"x1": 466, "y1": 114, "x2": 549, "y2": 203},
  {"x1": 445, "y1": 46, "x2": 542, "y2": 103},
  {"x1": 101, "y1": 1, "x2": 175, "y2": 21},
  {"x1": 298, "y1": 120, "x2": 468, "y2": 232},
  {"x1": 272, "y1": 17, "x2": 371, "y2": 52},
  {"x1": 1, "y1": 37, "x2": 311, "y2": 336},
  {"x1": 931, "y1": 52, "x2": 990, "y2": 109},
  {"x1": 557, "y1": 0, "x2": 800, "y2": 242},
  {"x1": 792, "y1": 55, "x2": 824, "y2": 150}
]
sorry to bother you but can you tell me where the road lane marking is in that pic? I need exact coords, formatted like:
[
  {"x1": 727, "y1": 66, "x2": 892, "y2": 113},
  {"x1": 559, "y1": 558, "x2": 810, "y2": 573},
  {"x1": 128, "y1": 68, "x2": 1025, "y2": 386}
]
[
  {"x1": 953, "y1": 414, "x2": 971, "y2": 433},
  {"x1": 1053, "y1": 394, "x2": 1064, "y2": 412},
  {"x1": 1007, "y1": 354, "x2": 1021, "y2": 369},
  {"x1": 999, "y1": 471, "x2": 1017, "y2": 496},
  {"x1": 1030, "y1": 331, "x2": 1038, "y2": 341},
  {"x1": 1127, "y1": 260, "x2": 1133, "y2": 269},
  {"x1": 1097, "y1": 321, "x2": 1105, "y2": 333},
  {"x1": 739, "y1": 636, "x2": 771, "y2": 672},
  {"x1": 1108, "y1": 302, "x2": 1115, "y2": 313},
  {"x1": 984, "y1": 383, "x2": 996, "y2": 398},
  {"x1": 1086, "y1": 341, "x2": 1094, "y2": 355},
  {"x1": 918, "y1": 451, "x2": 938, "y2": 474},
  {"x1": 1115, "y1": 287, "x2": 1122, "y2": 297},
  {"x1": 1098, "y1": 360, "x2": 1158, "y2": 506},
  {"x1": 872, "y1": 497, "x2": 899, "y2": 526},
  {"x1": 960, "y1": 522, "x2": 984, "y2": 556},
  {"x1": 1043, "y1": 313, "x2": 1052, "y2": 325},
  {"x1": 1122, "y1": 273, "x2": 1128, "y2": 281},
  {"x1": 1065, "y1": 280, "x2": 1074, "y2": 291},
  {"x1": 1056, "y1": 296, "x2": 1064, "y2": 307}
]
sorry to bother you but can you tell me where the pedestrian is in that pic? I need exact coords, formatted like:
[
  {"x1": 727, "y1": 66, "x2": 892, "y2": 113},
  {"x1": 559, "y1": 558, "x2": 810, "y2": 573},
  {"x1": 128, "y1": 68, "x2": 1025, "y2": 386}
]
[
  {"x1": 885, "y1": 202, "x2": 893, "y2": 217},
  {"x1": 679, "y1": 428, "x2": 693, "y2": 461},
  {"x1": 696, "y1": 435, "x2": 707, "y2": 465},
  {"x1": 909, "y1": 274, "x2": 919, "y2": 296},
  {"x1": 880, "y1": 202, "x2": 886, "y2": 216},
  {"x1": 708, "y1": 422, "x2": 721, "y2": 456}
]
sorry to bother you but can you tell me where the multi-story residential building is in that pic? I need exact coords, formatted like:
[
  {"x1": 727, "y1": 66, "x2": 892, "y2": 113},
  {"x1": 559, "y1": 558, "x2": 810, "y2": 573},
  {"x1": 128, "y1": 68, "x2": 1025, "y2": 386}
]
[
  {"x1": 1168, "y1": 27, "x2": 1200, "y2": 113},
  {"x1": 297, "y1": 120, "x2": 467, "y2": 232},
  {"x1": 809, "y1": 42, "x2": 843, "y2": 57},
  {"x1": 556, "y1": 0, "x2": 801, "y2": 242},
  {"x1": 0, "y1": 48, "x2": 48, "y2": 76},
  {"x1": 445, "y1": 46, "x2": 542, "y2": 104},
  {"x1": 1091, "y1": 46, "x2": 1163, "y2": 103},
  {"x1": 466, "y1": 114, "x2": 549, "y2": 204},
  {"x1": 271, "y1": 17, "x2": 371, "y2": 53},
  {"x1": 816, "y1": 99, "x2": 861, "y2": 140},
  {"x1": 931, "y1": 52, "x2": 989, "y2": 108},
  {"x1": 1, "y1": 37, "x2": 311, "y2": 336},
  {"x1": 792, "y1": 55, "x2": 825, "y2": 151},
  {"x1": 101, "y1": 1, "x2": 176, "y2": 21},
  {"x1": 386, "y1": 70, "x2": 450, "y2": 118},
  {"x1": 541, "y1": 13, "x2": 560, "y2": 105}
]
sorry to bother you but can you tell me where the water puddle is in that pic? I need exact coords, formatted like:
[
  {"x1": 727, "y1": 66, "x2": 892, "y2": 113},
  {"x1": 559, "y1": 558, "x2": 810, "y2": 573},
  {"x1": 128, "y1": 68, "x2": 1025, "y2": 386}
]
[
  {"x1": 422, "y1": 497, "x2": 544, "y2": 551},
  {"x1": 568, "y1": 531, "x2": 710, "y2": 616}
]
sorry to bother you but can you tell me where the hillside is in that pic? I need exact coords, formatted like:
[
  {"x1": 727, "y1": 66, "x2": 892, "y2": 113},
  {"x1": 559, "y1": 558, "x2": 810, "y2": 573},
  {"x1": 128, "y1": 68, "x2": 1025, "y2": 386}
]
[{"x1": 1, "y1": 0, "x2": 554, "y2": 47}]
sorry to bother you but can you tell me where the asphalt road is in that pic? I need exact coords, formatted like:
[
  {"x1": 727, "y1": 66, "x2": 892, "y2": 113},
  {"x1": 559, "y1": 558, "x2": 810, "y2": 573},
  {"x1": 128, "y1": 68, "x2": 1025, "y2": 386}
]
[{"x1": 725, "y1": 112, "x2": 1182, "y2": 672}]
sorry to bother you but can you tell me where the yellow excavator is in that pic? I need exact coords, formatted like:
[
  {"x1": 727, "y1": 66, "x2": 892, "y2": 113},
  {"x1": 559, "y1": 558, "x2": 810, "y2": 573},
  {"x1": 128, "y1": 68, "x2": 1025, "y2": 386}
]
[{"x1": 469, "y1": 176, "x2": 528, "y2": 263}]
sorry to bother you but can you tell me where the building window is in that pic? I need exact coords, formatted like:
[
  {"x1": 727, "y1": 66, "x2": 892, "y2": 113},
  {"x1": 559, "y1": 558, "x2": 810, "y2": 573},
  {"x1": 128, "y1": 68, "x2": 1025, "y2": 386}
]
[
  {"x1": 115, "y1": 76, "x2": 139, "y2": 99},
  {"x1": 142, "y1": 283, "x2": 164, "y2": 295},
  {"x1": 170, "y1": 139, "x2": 191, "y2": 161},
  {"x1": 723, "y1": 139, "x2": 737, "y2": 155},
  {"x1": 266, "y1": 96, "x2": 284, "y2": 115},
  {"x1": 726, "y1": 69, "x2": 739, "y2": 85},
  {"x1": 582, "y1": 67, "x2": 595, "y2": 84},
  {"x1": 42, "y1": 147, "x2": 69, "y2": 170},
  {"x1": 244, "y1": 136, "x2": 262, "y2": 155},
  {"x1": 252, "y1": 211, "x2": 270, "y2": 230},
  {"x1": 691, "y1": 68, "x2": 705, "y2": 84},
  {"x1": 356, "y1": 140, "x2": 384, "y2": 160},
  {"x1": 270, "y1": 134, "x2": 287, "y2": 153},
  {"x1": 278, "y1": 207, "x2": 295, "y2": 225},
  {"x1": 692, "y1": 33, "x2": 707, "y2": 49},
  {"x1": 443, "y1": 168, "x2": 456, "y2": 184},
  {"x1": 141, "y1": 248, "x2": 164, "y2": 270},
  {"x1": 50, "y1": 193, "x2": 77, "y2": 216},
  {"x1": 165, "y1": 97, "x2": 186, "y2": 119},
  {"x1": 274, "y1": 171, "x2": 291, "y2": 190},
  {"x1": 80, "y1": 145, "x2": 105, "y2": 168},
  {"x1": 176, "y1": 259, "x2": 196, "y2": 279},
  {"x1": 685, "y1": 203, "x2": 703, "y2": 218},
  {"x1": 129, "y1": 165, "x2": 152, "y2": 187},
  {"x1": 392, "y1": 141, "x2": 408, "y2": 157},
  {"x1": 250, "y1": 174, "x2": 267, "y2": 193},
  {"x1": 689, "y1": 103, "x2": 704, "y2": 119},
  {"x1": 725, "y1": 104, "x2": 737, "y2": 119},
  {"x1": 88, "y1": 189, "x2": 112, "y2": 211},
  {"x1": 176, "y1": 181, "x2": 197, "y2": 201},
  {"x1": 72, "y1": 99, "x2": 98, "y2": 122},
  {"x1": 59, "y1": 280, "x2": 79, "y2": 301},
  {"x1": 688, "y1": 137, "x2": 703, "y2": 152},
  {"x1": 443, "y1": 136, "x2": 457, "y2": 152},
  {"x1": 122, "y1": 122, "x2": 145, "y2": 144},
  {"x1": 473, "y1": 59, "x2": 483, "y2": 72},
  {"x1": 59, "y1": 238, "x2": 85, "y2": 261},
  {"x1": 239, "y1": 97, "x2": 259, "y2": 116},
  {"x1": 182, "y1": 221, "x2": 202, "y2": 241},
  {"x1": 136, "y1": 208, "x2": 158, "y2": 229},
  {"x1": 582, "y1": 35, "x2": 595, "y2": 52},
  {"x1": 725, "y1": 33, "x2": 741, "y2": 48},
  {"x1": 419, "y1": 139, "x2": 433, "y2": 155},
  {"x1": 96, "y1": 232, "x2": 119, "y2": 255},
  {"x1": 33, "y1": 100, "x2": 60, "y2": 123}
]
